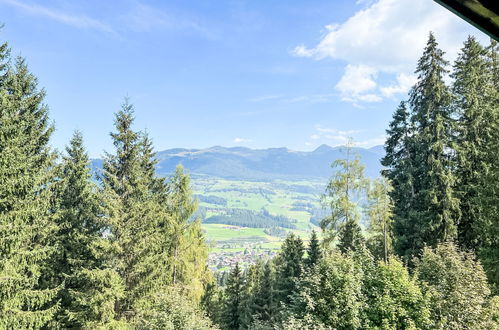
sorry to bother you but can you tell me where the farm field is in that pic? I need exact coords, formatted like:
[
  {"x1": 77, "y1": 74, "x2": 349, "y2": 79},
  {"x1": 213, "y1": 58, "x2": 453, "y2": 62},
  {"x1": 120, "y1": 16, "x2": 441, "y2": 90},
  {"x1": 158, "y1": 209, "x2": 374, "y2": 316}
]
[{"x1": 191, "y1": 176, "x2": 327, "y2": 270}]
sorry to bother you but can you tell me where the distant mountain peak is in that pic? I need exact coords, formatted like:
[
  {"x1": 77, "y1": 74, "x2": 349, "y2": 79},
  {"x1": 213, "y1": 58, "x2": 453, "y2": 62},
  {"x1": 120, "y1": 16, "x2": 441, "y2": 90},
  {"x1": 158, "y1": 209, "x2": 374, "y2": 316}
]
[{"x1": 313, "y1": 144, "x2": 334, "y2": 153}]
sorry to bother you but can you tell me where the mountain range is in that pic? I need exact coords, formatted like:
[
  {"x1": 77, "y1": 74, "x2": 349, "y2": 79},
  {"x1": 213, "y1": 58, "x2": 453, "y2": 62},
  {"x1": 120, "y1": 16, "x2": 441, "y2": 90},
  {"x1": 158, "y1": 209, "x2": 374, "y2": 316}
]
[{"x1": 93, "y1": 144, "x2": 384, "y2": 181}]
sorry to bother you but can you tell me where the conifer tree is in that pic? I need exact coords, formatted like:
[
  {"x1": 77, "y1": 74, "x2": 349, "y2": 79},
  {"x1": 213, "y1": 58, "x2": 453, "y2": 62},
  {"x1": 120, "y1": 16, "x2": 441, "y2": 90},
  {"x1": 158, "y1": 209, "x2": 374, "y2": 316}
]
[
  {"x1": 252, "y1": 262, "x2": 275, "y2": 324},
  {"x1": 101, "y1": 99, "x2": 170, "y2": 320},
  {"x1": 321, "y1": 140, "x2": 367, "y2": 252},
  {"x1": 305, "y1": 230, "x2": 322, "y2": 269},
  {"x1": 239, "y1": 263, "x2": 261, "y2": 328},
  {"x1": 452, "y1": 36, "x2": 495, "y2": 251},
  {"x1": 366, "y1": 178, "x2": 394, "y2": 263},
  {"x1": 381, "y1": 101, "x2": 417, "y2": 260},
  {"x1": 477, "y1": 39, "x2": 499, "y2": 291},
  {"x1": 0, "y1": 51, "x2": 59, "y2": 327},
  {"x1": 53, "y1": 131, "x2": 123, "y2": 328},
  {"x1": 275, "y1": 234, "x2": 304, "y2": 306},
  {"x1": 401, "y1": 32, "x2": 459, "y2": 260},
  {"x1": 223, "y1": 263, "x2": 243, "y2": 330}
]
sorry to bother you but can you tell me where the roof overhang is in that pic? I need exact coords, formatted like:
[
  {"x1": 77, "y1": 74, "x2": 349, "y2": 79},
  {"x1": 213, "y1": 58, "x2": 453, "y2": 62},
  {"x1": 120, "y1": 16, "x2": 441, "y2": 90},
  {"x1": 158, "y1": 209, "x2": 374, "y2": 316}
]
[{"x1": 434, "y1": 0, "x2": 499, "y2": 41}]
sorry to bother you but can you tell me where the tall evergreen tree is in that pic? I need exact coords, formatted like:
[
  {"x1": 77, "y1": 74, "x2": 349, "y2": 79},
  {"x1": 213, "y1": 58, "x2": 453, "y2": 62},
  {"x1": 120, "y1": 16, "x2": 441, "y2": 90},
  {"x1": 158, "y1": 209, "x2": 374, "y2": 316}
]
[
  {"x1": 477, "y1": 39, "x2": 499, "y2": 291},
  {"x1": 381, "y1": 101, "x2": 417, "y2": 261},
  {"x1": 53, "y1": 131, "x2": 123, "y2": 328},
  {"x1": 274, "y1": 234, "x2": 304, "y2": 306},
  {"x1": 452, "y1": 36, "x2": 495, "y2": 251},
  {"x1": 0, "y1": 51, "x2": 59, "y2": 328},
  {"x1": 101, "y1": 99, "x2": 170, "y2": 320},
  {"x1": 223, "y1": 263, "x2": 243, "y2": 330},
  {"x1": 401, "y1": 32, "x2": 459, "y2": 261},
  {"x1": 252, "y1": 262, "x2": 275, "y2": 324},
  {"x1": 321, "y1": 140, "x2": 367, "y2": 252},
  {"x1": 239, "y1": 263, "x2": 262, "y2": 329},
  {"x1": 305, "y1": 230, "x2": 322, "y2": 269}
]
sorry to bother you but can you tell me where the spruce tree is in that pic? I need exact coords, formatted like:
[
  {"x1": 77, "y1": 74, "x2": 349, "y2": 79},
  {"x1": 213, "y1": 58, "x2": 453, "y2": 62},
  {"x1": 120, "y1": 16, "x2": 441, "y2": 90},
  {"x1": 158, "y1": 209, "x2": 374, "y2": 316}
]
[
  {"x1": 223, "y1": 263, "x2": 243, "y2": 330},
  {"x1": 53, "y1": 131, "x2": 123, "y2": 328},
  {"x1": 305, "y1": 230, "x2": 322, "y2": 269},
  {"x1": 239, "y1": 263, "x2": 261, "y2": 329},
  {"x1": 275, "y1": 233, "x2": 304, "y2": 306},
  {"x1": 252, "y1": 262, "x2": 275, "y2": 324},
  {"x1": 321, "y1": 140, "x2": 367, "y2": 251},
  {"x1": 101, "y1": 99, "x2": 170, "y2": 320},
  {"x1": 403, "y1": 32, "x2": 459, "y2": 260},
  {"x1": 381, "y1": 101, "x2": 417, "y2": 260},
  {"x1": 477, "y1": 39, "x2": 499, "y2": 291},
  {"x1": 0, "y1": 51, "x2": 59, "y2": 328},
  {"x1": 452, "y1": 36, "x2": 495, "y2": 251}
]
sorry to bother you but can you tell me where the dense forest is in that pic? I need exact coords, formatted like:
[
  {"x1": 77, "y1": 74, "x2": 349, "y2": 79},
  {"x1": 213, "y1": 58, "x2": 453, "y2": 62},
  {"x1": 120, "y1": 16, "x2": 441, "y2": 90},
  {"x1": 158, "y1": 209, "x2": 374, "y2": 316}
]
[
  {"x1": 203, "y1": 209, "x2": 296, "y2": 229},
  {"x1": 0, "y1": 27, "x2": 498, "y2": 330}
]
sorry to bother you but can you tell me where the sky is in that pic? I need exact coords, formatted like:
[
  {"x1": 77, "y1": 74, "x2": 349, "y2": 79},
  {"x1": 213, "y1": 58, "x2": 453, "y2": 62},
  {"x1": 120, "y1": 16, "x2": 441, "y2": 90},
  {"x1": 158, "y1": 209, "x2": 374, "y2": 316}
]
[{"x1": 0, "y1": 0, "x2": 490, "y2": 157}]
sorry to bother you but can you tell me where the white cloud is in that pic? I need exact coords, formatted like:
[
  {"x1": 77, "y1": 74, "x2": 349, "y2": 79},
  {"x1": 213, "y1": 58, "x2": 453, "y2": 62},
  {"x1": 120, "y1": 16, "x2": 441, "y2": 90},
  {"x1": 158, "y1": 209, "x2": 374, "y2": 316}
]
[
  {"x1": 0, "y1": 0, "x2": 114, "y2": 33},
  {"x1": 293, "y1": 0, "x2": 489, "y2": 104},
  {"x1": 233, "y1": 137, "x2": 252, "y2": 143},
  {"x1": 380, "y1": 73, "x2": 418, "y2": 98},
  {"x1": 335, "y1": 64, "x2": 381, "y2": 103}
]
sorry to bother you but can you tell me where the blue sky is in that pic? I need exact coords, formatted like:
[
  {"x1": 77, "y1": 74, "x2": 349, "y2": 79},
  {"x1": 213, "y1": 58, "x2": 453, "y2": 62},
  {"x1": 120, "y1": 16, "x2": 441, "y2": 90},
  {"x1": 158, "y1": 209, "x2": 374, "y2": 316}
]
[{"x1": 0, "y1": 0, "x2": 489, "y2": 157}]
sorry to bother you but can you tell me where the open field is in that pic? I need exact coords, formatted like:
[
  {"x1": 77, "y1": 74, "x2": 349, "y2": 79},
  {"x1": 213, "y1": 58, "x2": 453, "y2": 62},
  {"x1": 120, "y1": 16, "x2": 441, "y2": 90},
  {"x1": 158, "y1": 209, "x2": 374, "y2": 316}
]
[{"x1": 192, "y1": 176, "x2": 326, "y2": 269}]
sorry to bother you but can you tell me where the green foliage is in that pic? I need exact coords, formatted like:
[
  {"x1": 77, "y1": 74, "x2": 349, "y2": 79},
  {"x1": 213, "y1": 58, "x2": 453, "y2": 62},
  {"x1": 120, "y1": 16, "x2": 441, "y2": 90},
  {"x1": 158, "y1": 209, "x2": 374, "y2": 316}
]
[
  {"x1": 222, "y1": 263, "x2": 243, "y2": 330},
  {"x1": 251, "y1": 262, "x2": 276, "y2": 324},
  {"x1": 166, "y1": 165, "x2": 210, "y2": 301},
  {"x1": 0, "y1": 44, "x2": 58, "y2": 328},
  {"x1": 291, "y1": 252, "x2": 365, "y2": 329},
  {"x1": 415, "y1": 242, "x2": 494, "y2": 329},
  {"x1": 321, "y1": 139, "x2": 367, "y2": 250},
  {"x1": 204, "y1": 208, "x2": 296, "y2": 229},
  {"x1": 274, "y1": 234, "x2": 304, "y2": 307},
  {"x1": 363, "y1": 258, "x2": 430, "y2": 329},
  {"x1": 452, "y1": 36, "x2": 496, "y2": 251},
  {"x1": 385, "y1": 33, "x2": 460, "y2": 262},
  {"x1": 304, "y1": 230, "x2": 322, "y2": 269},
  {"x1": 53, "y1": 132, "x2": 123, "y2": 328},
  {"x1": 366, "y1": 177, "x2": 394, "y2": 263},
  {"x1": 476, "y1": 39, "x2": 499, "y2": 292},
  {"x1": 133, "y1": 288, "x2": 217, "y2": 329},
  {"x1": 102, "y1": 100, "x2": 171, "y2": 318}
]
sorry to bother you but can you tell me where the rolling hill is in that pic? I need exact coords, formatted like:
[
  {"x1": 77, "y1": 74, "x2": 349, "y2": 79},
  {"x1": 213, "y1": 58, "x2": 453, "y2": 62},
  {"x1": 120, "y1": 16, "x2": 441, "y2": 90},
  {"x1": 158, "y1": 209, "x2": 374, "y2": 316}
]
[{"x1": 148, "y1": 144, "x2": 384, "y2": 180}]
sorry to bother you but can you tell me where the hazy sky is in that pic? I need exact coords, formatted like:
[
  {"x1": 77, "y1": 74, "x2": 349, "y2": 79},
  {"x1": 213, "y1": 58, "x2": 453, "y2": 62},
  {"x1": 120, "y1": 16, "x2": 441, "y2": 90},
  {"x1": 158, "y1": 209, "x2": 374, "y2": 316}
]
[{"x1": 0, "y1": 0, "x2": 489, "y2": 157}]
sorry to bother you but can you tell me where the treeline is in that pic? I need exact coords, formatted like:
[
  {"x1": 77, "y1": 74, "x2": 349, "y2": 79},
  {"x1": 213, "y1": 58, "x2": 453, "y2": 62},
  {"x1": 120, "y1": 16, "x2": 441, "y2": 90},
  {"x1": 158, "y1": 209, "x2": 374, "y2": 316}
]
[
  {"x1": 204, "y1": 209, "x2": 296, "y2": 229},
  {"x1": 196, "y1": 194, "x2": 228, "y2": 206},
  {"x1": 201, "y1": 33, "x2": 499, "y2": 329},
  {"x1": 0, "y1": 37, "x2": 215, "y2": 329}
]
